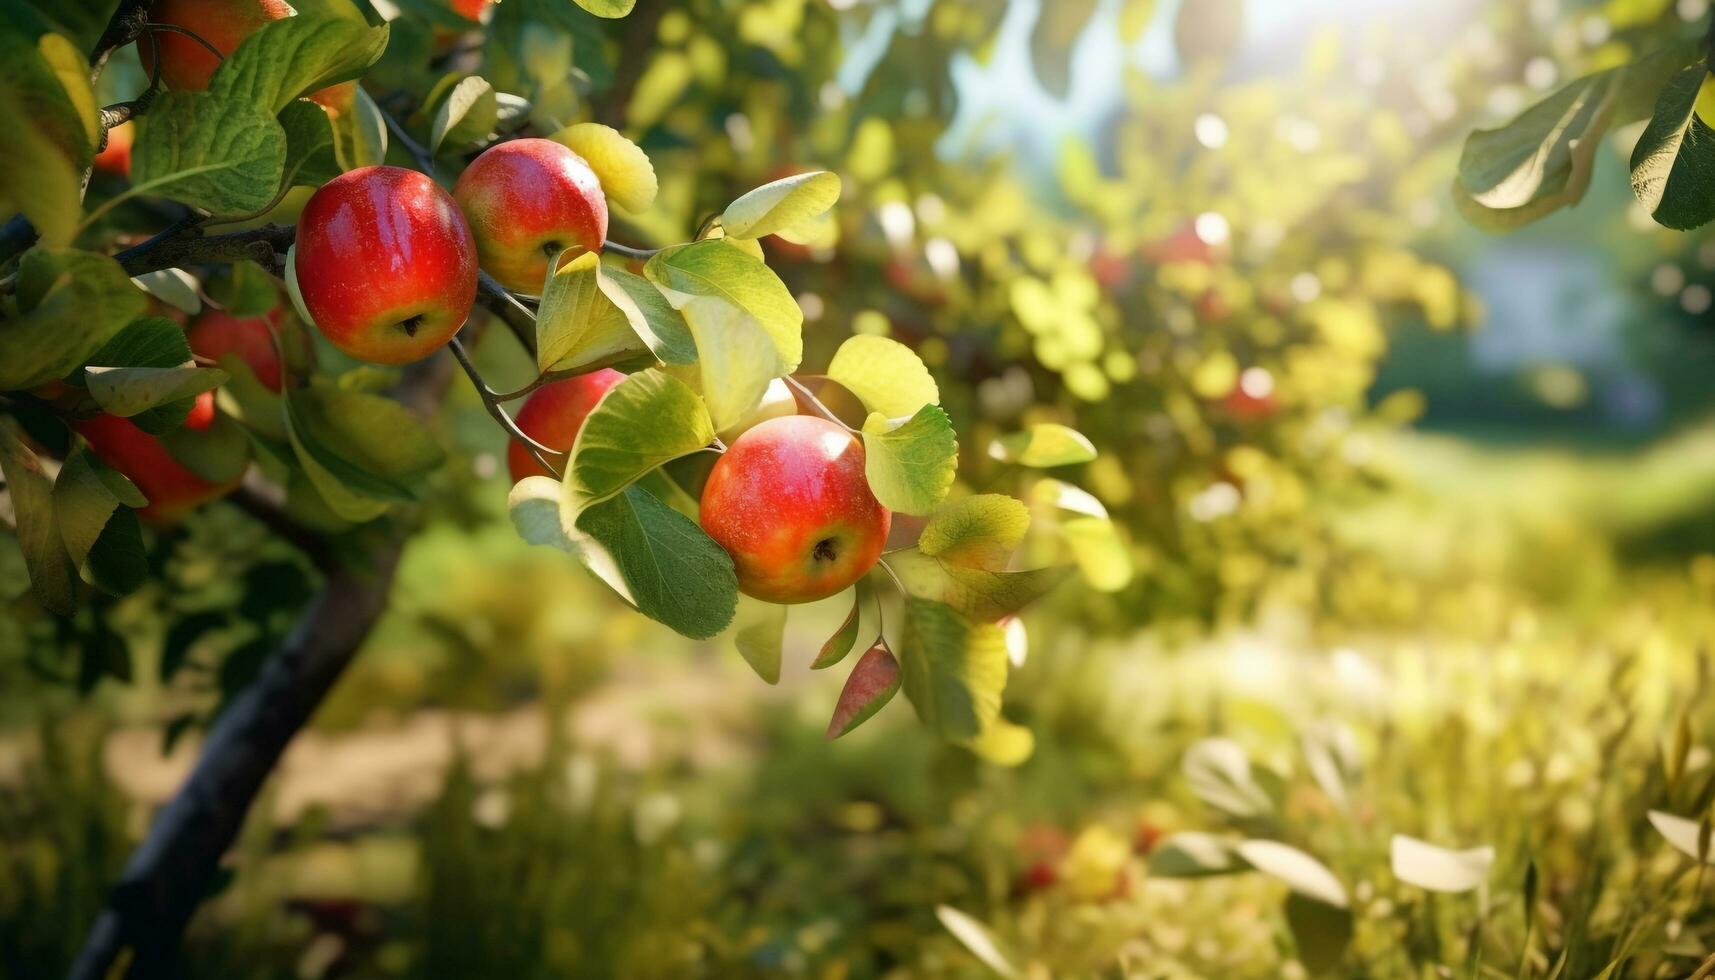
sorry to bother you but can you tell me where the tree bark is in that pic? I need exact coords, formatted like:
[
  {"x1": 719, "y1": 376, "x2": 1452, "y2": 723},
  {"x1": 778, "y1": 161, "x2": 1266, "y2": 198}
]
[{"x1": 67, "y1": 541, "x2": 404, "y2": 980}]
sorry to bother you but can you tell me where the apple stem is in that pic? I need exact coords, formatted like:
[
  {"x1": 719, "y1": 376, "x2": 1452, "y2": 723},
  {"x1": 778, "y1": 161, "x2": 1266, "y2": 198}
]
[
  {"x1": 782, "y1": 375, "x2": 856, "y2": 431},
  {"x1": 446, "y1": 334, "x2": 567, "y2": 478}
]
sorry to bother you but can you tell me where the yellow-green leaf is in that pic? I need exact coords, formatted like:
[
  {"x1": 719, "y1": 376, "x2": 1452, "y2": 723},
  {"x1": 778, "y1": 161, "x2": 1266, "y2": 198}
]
[
  {"x1": 861, "y1": 406, "x2": 957, "y2": 516},
  {"x1": 721, "y1": 171, "x2": 841, "y2": 240},
  {"x1": 826, "y1": 334, "x2": 939, "y2": 418}
]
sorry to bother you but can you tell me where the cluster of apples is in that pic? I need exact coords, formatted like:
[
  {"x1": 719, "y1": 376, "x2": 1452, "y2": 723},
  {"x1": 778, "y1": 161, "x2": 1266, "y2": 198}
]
[{"x1": 75, "y1": 0, "x2": 893, "y2": 606}]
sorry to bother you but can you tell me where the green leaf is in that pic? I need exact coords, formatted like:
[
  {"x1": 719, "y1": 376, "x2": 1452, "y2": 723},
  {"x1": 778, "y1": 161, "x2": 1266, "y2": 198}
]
[
  {"x1": 1032, "y1": 478, "x2": 1132, "y2": 591},
  {"x1": 214, "y1": 354, "x2": 287, "y2": 440},
  {"x1": 279, "y1": 99, "x2": 341, "y2": 188},
  {"x1": 573, "y1": 484, "x2": 737, "y2": 639},
  {"x1": 1454, "y1": 43, "x2": 1699, "y2": 230},
  {"x1": 329, "y1": 85, "x2": 387, "y2": 171},
  {"x1": 1285, "y1": 895, "x2": 1353, "y2": 976},
  {"x1": 0, "y1": 90, "x2": 82, "y2": 248},
  {"x1": 535, "y1": 252, "x2": 647, "y2": 373},
  {"x1": 1149, "y1": 832, "x2": 1250, "y2": 878},
  {"x1": 0, "y1": 32, "x2": 97, "y2": 245},
  {"x1": 131, "y1": 268, "x2": 203, "y2": 317},
  {"x1": 51, "y1": 450, "x2": 146, "y2": 595},
  {"x1": 827, "y1": 639, "x2": 901, "y2": 738},
  {"x1": 812, "y1": 581, "x2": 866, "y2": 669},
  {"x1": 82, "y1": 315, "x2": 192, "y2": 371},
  {"x1": 561, "y1": 369, "x2": 713, "y2": 518},
  {"x1": 919, "y1": 494, "x2": 1030, "y2": 570},
  {"x1": 898, "y1": 598, "x2": 1007, "y2": 739},
  {"x1": 661, "y1": 295, "x2": 783, "y2": 434},
  {"x1": 81, "y1": 316, "x2": 206, "y2": 434},
  {"x1": 1183, "y1": 738, "x2": 1274, "y2": 818},
  {"x1": 988, "y1": 423, "x2": 1096, "y2": 468},
  {"x1": 1455, "y1": 70, "x2": 1619, "y2": 229},
  {"x1": 732, "y1": 596, "x2": 786, "y2": 684},
  {"x1": 887, "y1": 549, "x2": 1069, "y2": 621},
  {"x1": 645, "y1": 240, "x2": 801, "y2": 374},
  {"x1": 962, "y1": 717, "x2": 1034, "y2": 766},
  {"x1": 206, "y1": 261, "x2": 279, "y2": 317},
  {"x1": 1648, "y1": 810, "x2": 1715, "y2": 863},
  {"x1": 283, "y1": 388, "x2": 445, "y2": 522},
  {"x1": 211, "y1": 14, "x2": 390, "y2": 114},
  {"x1": 85, "y1": 366, "x2": 228, "y2": 418},
  {"x1": 132, "y1": 92, "x2": 287, "y2": 216},
  {"x1": 596, "y1": 266, "x2": 697, "y2": 365},
  {"x1": 1235, "y1": 841, "x2": 1348, "y2": 908},
  {"x1": 934, "y1": 906, "x2": 1020, "y2": 980},
  {"x1": 159, "y1": 412, "x2": 251, "y2": 483},
  {"x1": 0, "y1": 249, "x2": 147, "y2": 390},
  {"x1": 509, "y1": 475, "x2": 574, "y2": 552},
  {"x1": 861, "y1": 405, "x2": 958, "y2": 516},
  {"x1": 0, "y1": 419, "x2": 75, "y2": 614},
  {"x1": 1389, "y1": 836, "x2": 1495, "y2": 893},
  {"x1": 430, "y1": 75, "x2": 497, "y2": 154},
  {"x1": 721, "y1": 171, "x2": 842, "y2": 239},
  {"x1": 1630, "y1": 63, "x2": 1715, "y2": 230},
  {"x1": 0, "y1": 30, "x2": 95, "y2": 166},
  {"x1": 825, "y1": 334, "x2": 939, "y2": 418},
  {"x1": 571, "y1": 0, "x2": 636, "y2": 17}
]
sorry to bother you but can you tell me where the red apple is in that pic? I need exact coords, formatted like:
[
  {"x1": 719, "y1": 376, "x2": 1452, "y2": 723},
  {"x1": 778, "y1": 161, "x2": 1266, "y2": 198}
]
[
  {"x1": 293, "y1": 166, "x2": 477, "y2": 364},
  {"x1": 188, "y1": 308, "x2": 286, "y2": 392},
  {"x1": 93, "y1": 121, "x2": 133, "y2": 179},
  {"x1": 76, "y1": 412, "x2": 241, "y2": 522},
  {"x1": 506, "y1": 368, "x2": 624, "y2": 482},
  {"x1": 699, "y1": 415, "x2": 890, "y2": 604},
  {"x1": 183, "y1": 390, "x2": 217, "y2": 431},
  {"x1": 453, "y1": 138, "x2": 607, "y2": 293},
  {"x1": 139, "y1": 0, "x2": 293, "y2": 92}
]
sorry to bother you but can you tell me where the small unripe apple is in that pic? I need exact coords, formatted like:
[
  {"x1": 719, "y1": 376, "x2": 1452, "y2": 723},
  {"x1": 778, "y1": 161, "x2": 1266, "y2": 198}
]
[
  {"x1": 716, "y1": 377, "x2": 796, "y2": 444},
  {"x1": 454, "y1": 138, "x2": 607, "y2": 293},
  {"x1": 293, "y1": 166, "x2": 478, "y2": 364},
  {"x1": 76, "y1": 412, "x2": 241, "y2": 522},
  {"x1": 506, "y1": 368, "x2": 624, "y2": 483},
  {"x1": 699, "y1": 415, "x2": 890, "y2": 604},
  {"x1": 93, "y1": 121, "x2": 133, "y2": 179},
  {"x1": 140, "y1": 0, "x2": 293, "y2": 91},
  {"x1": 187, "y1": 308, "x2": 286, "y2": 392}
]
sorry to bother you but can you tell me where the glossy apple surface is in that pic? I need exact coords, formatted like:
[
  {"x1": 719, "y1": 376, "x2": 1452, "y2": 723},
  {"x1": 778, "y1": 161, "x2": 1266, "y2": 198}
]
[
  {"x1": 453, "y1": 138, "x2": 607, "y2": 293},
  {"x1": 294, "y1": 166, "x2": 477, "y2": 364},
  {"x1": 506, "y1": 369, "x2": 624, "y2": 482},
  {"x1": 140, "y1": 0, "x2": 293, "y2": 91},
  {"x1": 76, "y1": 412, "x2": 241, "y2": 522},
  {"x1": 699, "y1": 415, "x2": 890, "y2": 604},
  {"x1": 188, "y1": 308, "x2": 285, "y2": 391}
]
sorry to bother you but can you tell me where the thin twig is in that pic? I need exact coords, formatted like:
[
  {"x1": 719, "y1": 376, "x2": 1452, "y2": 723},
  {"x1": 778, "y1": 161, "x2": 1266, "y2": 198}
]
[
  {"x1": 446, "y1": 334, "x2": 566, "y2": 478},
  {"x1": 144, "y1": 22, "x2": 225, "y2": 62},
  {"x1": 380, "y1": 106, "x2": 436, "y2": 173},
  {"x1": 476, "y1": 269, "x2": 538, "y2": 355},
  {"x1": 600, "y1": 240, "x2": 662, "y2": 261},
  {"x1": 783, "y1": 375, "x2": 856, "y2": 430}
]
